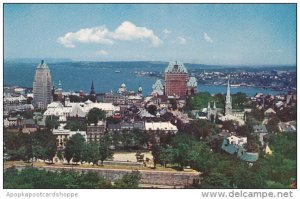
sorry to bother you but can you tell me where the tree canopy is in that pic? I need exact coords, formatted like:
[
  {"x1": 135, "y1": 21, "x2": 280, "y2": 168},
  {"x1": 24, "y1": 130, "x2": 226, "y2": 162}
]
[
  {"x1": 87, "y1": 108, "x2": 106, "y2": 125},
  {"x1": 64, "y1": 133, "x2": 85, "y2": 164},
  {"x1": 4, "y1": 167, "x2": 141, "y2": 189}
]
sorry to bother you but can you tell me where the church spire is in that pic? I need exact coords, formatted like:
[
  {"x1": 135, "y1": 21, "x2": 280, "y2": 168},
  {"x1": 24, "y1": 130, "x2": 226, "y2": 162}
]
[
  {"x1": 225, "y1": 77, "x2": 232, "y2": 116},
  {"x1": 90, "y1": 80, "x2": 95, "y2": 95},
  {"x1": 227, "y1": 79, "x2": 231, "y2": 97}
]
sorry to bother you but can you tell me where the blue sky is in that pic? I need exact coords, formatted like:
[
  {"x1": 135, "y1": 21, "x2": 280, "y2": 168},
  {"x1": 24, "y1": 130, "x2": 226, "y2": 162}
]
[{"x1": 4, "y1": 4, "x2": 296, "y2": 65}]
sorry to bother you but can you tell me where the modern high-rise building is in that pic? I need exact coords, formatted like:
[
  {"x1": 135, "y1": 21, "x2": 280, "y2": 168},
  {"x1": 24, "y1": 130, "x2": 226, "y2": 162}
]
[
  {"x1": 33, "y1": 60, "x2": 52, "y2": 109},
  {"x1": 164, "y1": 61, "x2": 189, "y2": 97}
]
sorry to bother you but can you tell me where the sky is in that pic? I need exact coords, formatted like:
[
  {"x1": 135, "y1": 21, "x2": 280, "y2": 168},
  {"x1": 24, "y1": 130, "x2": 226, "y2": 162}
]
[{"x1": 4, "y1": 4, "x2": 296, "y2": 65}]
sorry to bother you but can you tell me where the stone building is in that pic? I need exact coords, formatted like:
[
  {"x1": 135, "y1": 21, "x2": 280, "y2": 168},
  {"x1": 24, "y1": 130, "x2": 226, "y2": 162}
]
[
  {"x1": 86, "y1": 121, "x2": 106, "y2": 142},
  {"x1": 52, "y1": 124, "x2": 87, "y2": 149},
  {"x1": 165, "y1": 61, "x2": 189, "y2": 97}
]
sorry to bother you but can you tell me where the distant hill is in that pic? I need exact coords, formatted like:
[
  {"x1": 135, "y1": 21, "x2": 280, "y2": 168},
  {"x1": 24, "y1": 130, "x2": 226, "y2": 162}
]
[{"x1": 4, "y1": 58, "x2": 73, "y2": 63}]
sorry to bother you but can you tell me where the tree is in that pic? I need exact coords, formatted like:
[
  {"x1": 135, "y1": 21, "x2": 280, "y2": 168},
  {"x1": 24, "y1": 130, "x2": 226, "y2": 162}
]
[
  {"x1": 99, "y1": 134, "x2": 113, "y2": 166},
  {"x1": 69, "y1": 95, "x2": 81, "y2": 102},
  {"x1": 201, "y1": 172, "x2": 231, "y2": 188},
  {"x1": 248, "y1": 107, "x2": 264, "y2": 122},
  {"x1": 147, "y1": 104, "x2": 157, "y2": 115},
  {"x1": 57, "y1": 150, "x2": 64, "y2": 162},
  {"x1": 245, "y1": 134, "x2": 259, "y2": 153},
  {"x1": 32, "y1": 130, "x2": 57, "y2": 162},
  {"x1": 232, "y1": 92, "x2": 248, "y2": 109},
  {"x1": 222, "y1": 120, "x2": 236, "y2": 132},
  {"x1": 82, "y1": 142, "x2": 100, "y2": 165},
  {"x1": 171, "y1": 134, "x2": 198, "y2": 170},
  {"x1": 87, "y1": 108, "x2": 106, "y2": 125},
  {"x1": 114, "y1": 171, "x2": 141, "y2": 188},
  {"x1": 23, "y1": 133, "x2": 33, "y2": 163},
  {"x1": 64, "y1": 134, "x2": 85, "y2": 164},
  {"x1": 151, "y1": 143, "x2": 161, "y2": 169},
  {"x1": 160, "y1": 146, "x2": 174, "y2": 167},
  {"x1": 45, "y1": 116, "x2": 59, "y2": 130},
  {"x1": 4, "y1": 167, "x2": 113, "y2": 189},
  {"x1": 65, "y1": 121, "x2": 86, "y2": 131},
  {"x1": 266, "y1": 116, "x2": 280, "y2": 133},
  {"x1": 131, "y1": 128, "x2": 149, "y2": 149},
  {"x1": 233, "y1": 163, "x2": 265, "y2": 188},
  {"x1": 185, "y1": 92, "x2": 212, "y2": 110},
  {"x1": 236, "y1": 123, "x2": 253, "y2": 137},
  {"x1": 213, "y1": 93, "x2": 225, "y2": 109},
  {"x1": 189, "y1": 120, "x2": 217, "y2": 140},
  {"x1": 276, "y1": 106, "x2": 296, "y2": 122},
  {"x1": 4, "y1": 131, "x2": 26, "y2": 160}
]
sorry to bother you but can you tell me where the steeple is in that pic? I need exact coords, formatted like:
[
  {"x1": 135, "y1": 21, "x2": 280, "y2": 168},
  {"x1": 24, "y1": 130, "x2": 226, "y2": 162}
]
[
  {"x1": 227, "y1": 79, "x2": 231, "y2": 98},
  {"x1": 225, "y1": 77, "x2": 232, "y2": 116},
  {"x1": 207, "y1": 101, "x2": 211, "y2": 115},
  {"x1": 213, "y1": 101, "x2": 216, "y2": 109},
  {"x1": 90, "y1": 80, "x2": 95, "y2": 95}
]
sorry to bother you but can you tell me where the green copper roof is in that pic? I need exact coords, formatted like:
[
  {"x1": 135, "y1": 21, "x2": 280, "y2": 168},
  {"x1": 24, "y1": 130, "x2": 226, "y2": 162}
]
[
  {"x1": 187, "y1": 77, "x2": 197, "y2": 87},
  {"x1": 239, "y1": 152, "x2": 259, "y2": 163},
  {"x1": 152, "y1": 79, "x2": 164, "y2": 90},
  {"x1": 221, "y1": 139, "x2": 238, "y2": 154},
  {"x1": 152, "y1": 79, "x2": 164, "y2": 95},
  {"x1": 165, "y1": 61, "x2": 188, "y2": 74},
  {"x1": 222, "y1": 139, "x2": 259, "y2": 163}
]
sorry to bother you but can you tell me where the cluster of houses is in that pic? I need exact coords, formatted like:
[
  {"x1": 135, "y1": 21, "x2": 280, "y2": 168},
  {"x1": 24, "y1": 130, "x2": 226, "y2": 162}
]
[
  {"x1": 251, "y1": 92, "x2": 296, "y2": 111},
  {"x1": 3, "y1": 62, "x2": 297, "y2": 167}
]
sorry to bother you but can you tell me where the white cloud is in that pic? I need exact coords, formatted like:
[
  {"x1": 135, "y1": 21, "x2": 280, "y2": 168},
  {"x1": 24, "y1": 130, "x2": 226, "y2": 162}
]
[
  {"x1": 111, "y1": 21, "x2": 162, "y2": 47},
  {"x1": 163, "y1": 29, "x2": 171, "y2": 35},
  {"x1": 57, "y1": 21, "x2": 162, "y2": 48},
  {"x1": 204, "y1": 32, "x2": 213, "y2": 43},
  {"x1": 175, "y1": 36, "x2": 187, "y2": 45},
  {"x1": 57, "y1": 26, "x2": 114, "y2": 48},
  {"x1": 96, "y1": 50, "x2": 108, "y2": 55}
]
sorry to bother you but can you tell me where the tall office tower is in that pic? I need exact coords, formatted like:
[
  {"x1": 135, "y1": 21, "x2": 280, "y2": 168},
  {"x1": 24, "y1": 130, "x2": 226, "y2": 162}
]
[{"x1": 33, "y1": 60, "x2": 52, "y2": 109}]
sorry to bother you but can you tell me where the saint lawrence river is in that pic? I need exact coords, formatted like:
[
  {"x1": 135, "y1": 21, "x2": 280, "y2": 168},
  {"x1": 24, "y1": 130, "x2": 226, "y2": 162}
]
[{"x1": 4, "y1": 61, "x2": 285, "y2": 96}]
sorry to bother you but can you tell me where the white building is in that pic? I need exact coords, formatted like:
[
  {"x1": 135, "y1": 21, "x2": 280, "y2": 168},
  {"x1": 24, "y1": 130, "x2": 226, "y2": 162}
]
[
  {"x1": 145, "y1": 121, "x2": 178, "y2": 133},
  {"x1": 4, "y1": 94, "x2": 27, "y2": 104},
  {"x1": 227, "y1": 135, "x2": 247, "y2": 147},
  {"x1": 44, "y1": 100, "x2": 120, "y2": 118},
  {"x1": 3, "y1": 117, "x2": 20, "y2": 127},
  {"x1": 52, "y1": 124, "x2": 87, "y2": 149}
]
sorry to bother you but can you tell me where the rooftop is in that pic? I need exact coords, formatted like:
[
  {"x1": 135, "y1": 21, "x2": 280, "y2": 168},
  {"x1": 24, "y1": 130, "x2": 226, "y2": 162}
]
[
  {"x1": 165, "y1": 61, "x2": 188, "y2": 74},
  {"x1": 187, "y1": 77, "x2": 197, "y2": 87}
]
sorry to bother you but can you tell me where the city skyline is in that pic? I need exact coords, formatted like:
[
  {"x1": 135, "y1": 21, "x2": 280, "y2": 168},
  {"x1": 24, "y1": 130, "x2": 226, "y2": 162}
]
[{"x1": 4, "y1": 4, "x2": 296, "y2": 65}]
